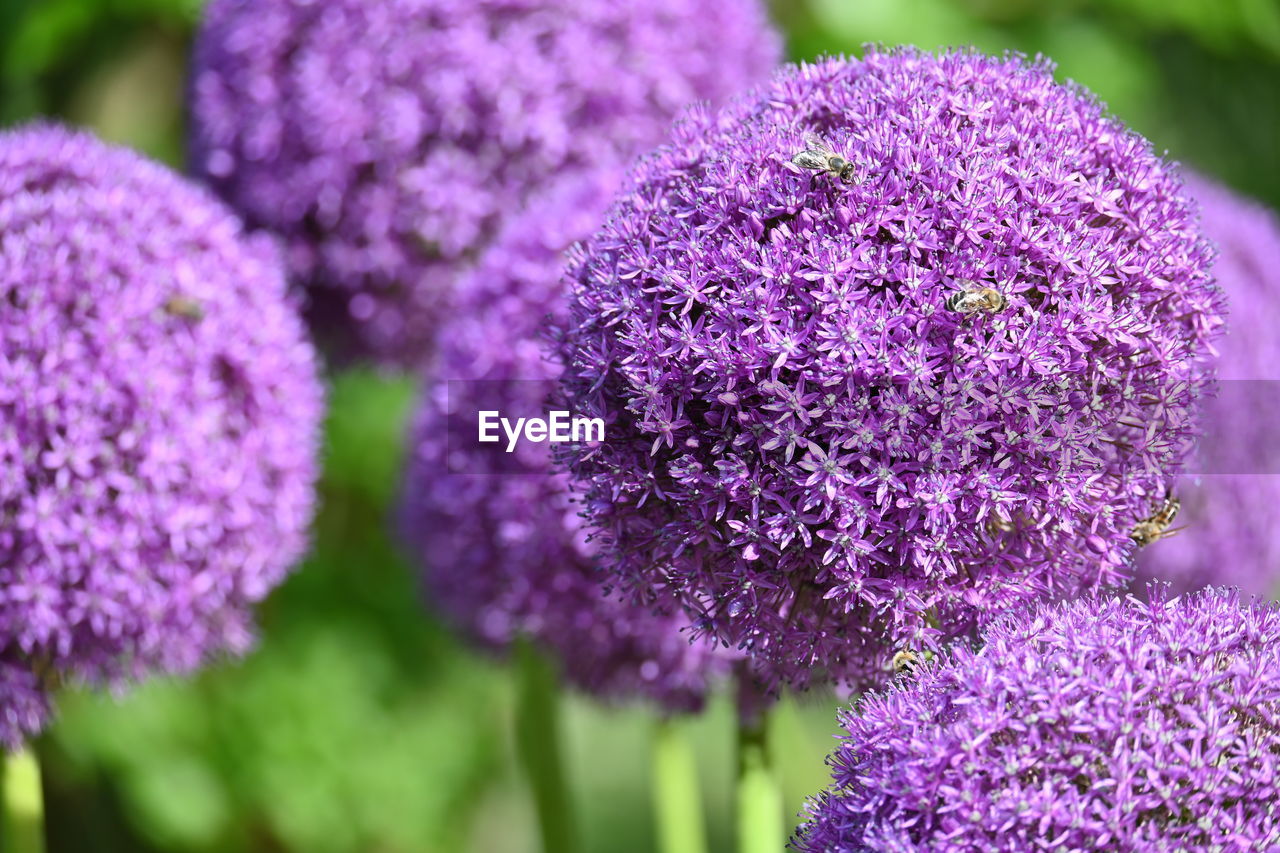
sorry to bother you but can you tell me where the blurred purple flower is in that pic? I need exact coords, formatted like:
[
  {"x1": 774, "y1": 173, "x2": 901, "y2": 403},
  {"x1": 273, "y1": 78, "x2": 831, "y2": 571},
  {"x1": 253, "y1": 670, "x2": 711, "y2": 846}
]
[
  {"x1": 0, "y1": 125, "x2": 324, "y2": 748},
  {"x1": 0, "y1": 664, "x2": 46, "y2": 748},
  {"x1": 399, "y1": 172, "x2": 728, "y2": 710},
  {"x1": 793, "y1": 586, "x2": 1280, "y2": 852},
  {"x1": 1133, "y1": 174, "x2": 1280, "y2": 596},
  {"x1": 553, "y1": 49, "x2": 1223, "y2": 690},
  {"x1": 189, "y1": 0, "x2": 781, "y2": 366}
]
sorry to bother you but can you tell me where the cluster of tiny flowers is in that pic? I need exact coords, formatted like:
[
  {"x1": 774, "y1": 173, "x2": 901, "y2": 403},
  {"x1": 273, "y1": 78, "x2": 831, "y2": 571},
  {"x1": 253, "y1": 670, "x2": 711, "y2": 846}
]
[
  {"x1": 189, "y1": 0, "x2": 780, "y2": 365},
  {"x1": 0, "y1": 125, "x2": 324, "y2": 747},
  {"x1": 400, "y1": 173, "x2": 728, "y2": 710},
  {"x1": 554, "y1": 49, "x2": 1223, "y2": 689},
  {"x1": 793, "y1": 587, "x2": 1280, "y2": 852},
  {"x1": 0, "y1": 663, "x2": 45, "y2": 748},
  {"x1": 1133, "y1": 175, "x2": 1280, "y2": 596}
]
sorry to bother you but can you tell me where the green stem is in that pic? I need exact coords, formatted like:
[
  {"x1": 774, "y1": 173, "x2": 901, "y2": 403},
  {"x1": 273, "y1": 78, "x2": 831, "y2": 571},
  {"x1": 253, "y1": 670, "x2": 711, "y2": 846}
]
[
  {"x1": 2, "y1": 747, "x2": 45, "y2": 853},
  {"x1": 514, "y1": 640, "x2": 578, "y2": 853},
  {"x1": 652, "y1": 717, "x2": 708, "y2": 853},
  {"x1": 736, "y1": 711, "x2": 783, "y2": 853}
]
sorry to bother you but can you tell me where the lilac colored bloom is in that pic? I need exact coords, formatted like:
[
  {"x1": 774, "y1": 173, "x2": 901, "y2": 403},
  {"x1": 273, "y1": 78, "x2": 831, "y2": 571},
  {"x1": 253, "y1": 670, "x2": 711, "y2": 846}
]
[
  {"x1": 554, "y1": 49, "x2": 1223, "y2": 690},
  {"x1": 189, "y1": 0, "x2": 781, "y2": 366},
  {"x1": 0, "y1": 125, "x2": 323, "y2": 748},
  {"x1": 793, "y1": 587, "x2": 1280, "y2": 852},
  {"x1": 0, "y1": 664, "x2": 46, "y2": 749},
  {"x1": 400, "y1": 172, "x2": 727, "y2": 710},
  {"x1": 1133, "y1": 175, "x2": 1280, "y2": 596}
]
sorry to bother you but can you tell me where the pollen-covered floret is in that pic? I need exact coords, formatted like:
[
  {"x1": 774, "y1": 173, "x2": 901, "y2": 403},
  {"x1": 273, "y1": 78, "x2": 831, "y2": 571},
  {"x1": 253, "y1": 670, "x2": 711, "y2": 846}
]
[
  {"x1": 400, "y1": 173, "x2": 728, "y2": 710},
  {"x1": 793, "y1": 587, "x2": 1280, "y2": 852},
  {"x1": 554, "y1": 49, "x2": 1223, "y2": 690},
  {"x1": 189, "y1": 0, "x2": 781, "y2": 365},
  {"x1": 0, "y1": 125, "x2": 323, "y2": 748}
]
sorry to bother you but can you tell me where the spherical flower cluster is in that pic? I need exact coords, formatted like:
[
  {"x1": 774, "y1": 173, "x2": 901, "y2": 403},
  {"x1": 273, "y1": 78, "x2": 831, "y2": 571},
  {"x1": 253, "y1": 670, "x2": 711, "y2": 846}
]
[
  {"x1": 400, "y1": 173, "x2": 727, "y2": 710},
  {"x1": 189, "y1": 0, "x2": 781, "y2": 366},
  {"x1": 0, "y1": 125, "x2": 324, "y2": 748},
  {"x1": 1133, "y1": 175, "x2": 1280, "y2": 596},
  {"x1": 554, "y1": 49, "x2": 1223, "y2": 689},
  {"x1": 0, "y1": 664, "x2": 45, "y2": 749},
  {"x1": 793, "y1": 587, "x2": 1280, "y2": 852}
]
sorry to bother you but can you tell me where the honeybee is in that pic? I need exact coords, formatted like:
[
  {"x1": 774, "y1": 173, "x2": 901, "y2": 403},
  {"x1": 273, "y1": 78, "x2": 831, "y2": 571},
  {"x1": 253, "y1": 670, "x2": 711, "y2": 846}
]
[
  {"x1": 30, "y1": 652, "x2": 64, "y2": 691},
  {"x1": 791, "y1": 132, "x2": 856, "y2": 183},
  {"x1": 891, "y1": 650, "x2": 920, "y2": 679},
  {"x1": 1130, "y1": 493, "x2": 1181, "y2": 547},
  {"x1": 985, "y1": 514, "x2": 1016, "y2": 535},
  {"x1": 164, "y1": 295, "x2": 205, "y2": 321},
  {"x1": 946, "y1": 281, "x2": 1008, "y2": 315}
]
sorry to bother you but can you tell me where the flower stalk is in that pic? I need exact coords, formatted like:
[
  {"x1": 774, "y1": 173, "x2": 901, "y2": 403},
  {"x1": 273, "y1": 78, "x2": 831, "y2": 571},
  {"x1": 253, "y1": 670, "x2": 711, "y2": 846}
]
[
  {"x1": 514, "y1": 639, "x2": 578, "y2": 853},
  {"x1": 2, "y1": 746, "x2": 45, "y2": 853},
  {"x1": 652, "y1": 717, "x2": 708, "y2": 853},
  {"x1": 736, "y1": 711, "x2": 782, "y2": 853}
]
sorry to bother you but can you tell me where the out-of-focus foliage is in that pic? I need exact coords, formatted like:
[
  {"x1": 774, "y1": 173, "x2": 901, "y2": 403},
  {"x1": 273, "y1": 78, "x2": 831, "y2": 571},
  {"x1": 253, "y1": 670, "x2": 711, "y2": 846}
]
[
  {"x1": 0, "y1": 0, "x2": 198, "y2": 163},
  {"x1": 3, "y1": 0, "x2": 1278, "y2": 850}
]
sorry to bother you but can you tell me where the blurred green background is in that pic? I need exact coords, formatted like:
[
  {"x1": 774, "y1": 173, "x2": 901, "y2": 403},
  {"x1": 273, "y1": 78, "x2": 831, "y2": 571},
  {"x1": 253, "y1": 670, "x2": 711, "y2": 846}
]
[{"x1": 3, "y1": 0, "x2": 1279, "y2": 850}]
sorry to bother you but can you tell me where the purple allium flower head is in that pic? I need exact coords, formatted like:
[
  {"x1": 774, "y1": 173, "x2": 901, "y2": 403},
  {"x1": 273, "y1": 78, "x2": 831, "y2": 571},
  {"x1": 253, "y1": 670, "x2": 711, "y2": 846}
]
[
  {"x1": 189, "y1": 0, "x2": 781, "y2": 366},
  {"x1": 0, "y1": 124, "x2": 324, "y2": 748},
  {"x1": 553, "y1": 49, "x2": 1223, "y2": 690},
  {"x1": 1133, "y1": 175, "x2": 1280, "y2": 597},
  {"x1": 0, "y1": 663, "x2": 46, "y2": 749},
  {"x1": 793, "y1": 586, "x2": 1280, "y2": 852},
  {"x1": 399, "y1": 171, "x2": 728, "y2": 711}
]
